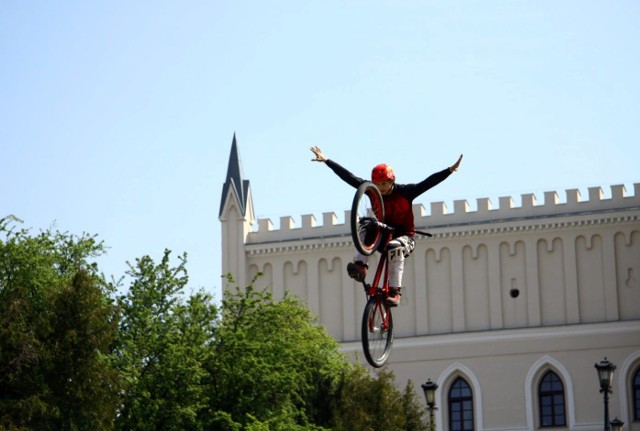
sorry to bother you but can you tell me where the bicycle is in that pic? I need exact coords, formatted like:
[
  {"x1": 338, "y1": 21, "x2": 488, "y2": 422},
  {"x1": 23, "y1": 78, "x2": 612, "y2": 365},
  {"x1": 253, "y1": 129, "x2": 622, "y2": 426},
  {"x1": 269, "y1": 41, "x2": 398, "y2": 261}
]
[{"x1": 350, "y1": 181, "x2": 432, "y2": 368}]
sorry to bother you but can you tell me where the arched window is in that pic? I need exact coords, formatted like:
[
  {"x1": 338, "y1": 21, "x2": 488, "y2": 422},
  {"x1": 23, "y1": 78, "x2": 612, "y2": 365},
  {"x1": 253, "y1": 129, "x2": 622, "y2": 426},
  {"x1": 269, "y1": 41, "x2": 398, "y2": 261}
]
[
  {"x1": 538, "y1": 370, "x2": 566, "y2": 427},
  {"x1": 634, "y1": 367, "x2": 640, "y2": 421},
  {"x1": 449, "y1": 377, "x2": 474, "y2": 431}
]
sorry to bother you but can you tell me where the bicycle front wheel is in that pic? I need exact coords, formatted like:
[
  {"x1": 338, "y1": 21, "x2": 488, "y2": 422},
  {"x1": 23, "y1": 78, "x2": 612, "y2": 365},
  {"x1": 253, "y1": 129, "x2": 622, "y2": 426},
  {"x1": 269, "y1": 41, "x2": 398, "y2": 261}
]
[
  {"x1": 361, "y1": 295, "x2": 394, "y2": 368},
  {"x1": 350, "y1": 182, "x2": 385, "y2": 256}
]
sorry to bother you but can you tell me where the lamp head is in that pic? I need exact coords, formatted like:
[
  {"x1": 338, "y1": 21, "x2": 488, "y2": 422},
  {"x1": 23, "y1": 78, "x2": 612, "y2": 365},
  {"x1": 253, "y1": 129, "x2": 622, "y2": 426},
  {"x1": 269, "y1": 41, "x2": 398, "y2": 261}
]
[
  {"x1": 594, "y1": 357, "x2": 616, "y2": 393},
  {"x1": 422, "y1": 379, "x2": 438, "y2": 406}
]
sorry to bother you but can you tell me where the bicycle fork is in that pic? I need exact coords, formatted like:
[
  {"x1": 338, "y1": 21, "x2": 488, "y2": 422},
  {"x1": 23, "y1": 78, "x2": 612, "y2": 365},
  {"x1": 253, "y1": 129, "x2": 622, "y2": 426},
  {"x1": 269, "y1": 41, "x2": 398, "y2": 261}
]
[{"x1": 368, "y1": 298, "x2": 390, "y2": 334}]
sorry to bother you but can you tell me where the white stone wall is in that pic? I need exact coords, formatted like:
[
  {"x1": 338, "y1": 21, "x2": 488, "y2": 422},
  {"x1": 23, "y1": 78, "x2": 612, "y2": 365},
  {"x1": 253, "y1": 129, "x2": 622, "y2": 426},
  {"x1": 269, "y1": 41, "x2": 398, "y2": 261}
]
[{"x1": 239, "y1": 184, "x2": 640, "y2": 337}]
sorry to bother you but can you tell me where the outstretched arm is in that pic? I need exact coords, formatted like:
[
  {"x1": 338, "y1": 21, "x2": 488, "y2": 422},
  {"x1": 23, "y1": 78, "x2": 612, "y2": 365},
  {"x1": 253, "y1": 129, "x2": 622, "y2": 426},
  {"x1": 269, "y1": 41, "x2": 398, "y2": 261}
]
[
  {"x1": 309, "y1": 146, "x2": 364, "y2": 188},
  {"x1": 408, "y1": 154, "x2": 464, "y2": 199}
]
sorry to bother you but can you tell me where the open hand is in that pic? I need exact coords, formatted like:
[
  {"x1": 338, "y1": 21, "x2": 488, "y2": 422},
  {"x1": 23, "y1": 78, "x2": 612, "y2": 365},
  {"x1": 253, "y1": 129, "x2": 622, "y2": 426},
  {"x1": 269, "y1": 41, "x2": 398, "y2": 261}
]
[
  {"x1": 310, "y1": 146, "x2": 328, "y2": 162},
  {"x1": 450, "y1": 154, "x2": 463, "y2": 172}
]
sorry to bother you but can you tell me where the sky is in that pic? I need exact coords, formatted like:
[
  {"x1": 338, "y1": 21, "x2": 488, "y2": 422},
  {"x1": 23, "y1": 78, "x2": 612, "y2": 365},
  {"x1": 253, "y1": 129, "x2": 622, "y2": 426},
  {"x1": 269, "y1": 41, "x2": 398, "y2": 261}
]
[{"x1": 2, "y1": 1, "x2": 639, "y2": 301}]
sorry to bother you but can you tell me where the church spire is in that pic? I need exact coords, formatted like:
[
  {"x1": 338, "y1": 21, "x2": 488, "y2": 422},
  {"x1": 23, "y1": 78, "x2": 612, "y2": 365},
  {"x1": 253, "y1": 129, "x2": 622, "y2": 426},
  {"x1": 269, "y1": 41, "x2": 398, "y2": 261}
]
[{"x1": 219, "y1": 133, "x2": 251, "y2": 217}]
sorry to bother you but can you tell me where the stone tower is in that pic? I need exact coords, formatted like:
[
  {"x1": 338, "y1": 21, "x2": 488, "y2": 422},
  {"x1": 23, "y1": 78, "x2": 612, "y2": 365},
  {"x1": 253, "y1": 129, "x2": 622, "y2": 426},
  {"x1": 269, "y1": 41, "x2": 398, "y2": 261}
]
[{"x1": 219, "y1": 133, "x2": 255, "y2": 289}]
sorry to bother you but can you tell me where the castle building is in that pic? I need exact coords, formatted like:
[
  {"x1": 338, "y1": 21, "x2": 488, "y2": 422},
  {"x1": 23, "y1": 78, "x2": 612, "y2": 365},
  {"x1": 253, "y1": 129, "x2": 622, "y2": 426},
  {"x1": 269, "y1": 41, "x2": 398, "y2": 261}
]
[{"x1": 219, "y1": 136, "x2": 640, "y2": 431}]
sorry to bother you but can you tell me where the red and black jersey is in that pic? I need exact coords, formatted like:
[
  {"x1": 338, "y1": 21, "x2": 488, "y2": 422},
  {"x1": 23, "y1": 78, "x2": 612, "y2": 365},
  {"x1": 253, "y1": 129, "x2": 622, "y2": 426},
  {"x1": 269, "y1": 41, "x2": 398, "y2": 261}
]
[{"x1": 325, "y1": 159, "x2": 452, "y2": 237}]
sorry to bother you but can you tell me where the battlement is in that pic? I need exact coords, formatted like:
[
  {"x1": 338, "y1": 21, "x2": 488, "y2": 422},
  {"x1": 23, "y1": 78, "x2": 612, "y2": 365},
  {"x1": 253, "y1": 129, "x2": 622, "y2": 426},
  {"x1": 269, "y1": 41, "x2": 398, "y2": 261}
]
[{"x1": 246, "y1": 183, "x2": 640, "y2": 244}]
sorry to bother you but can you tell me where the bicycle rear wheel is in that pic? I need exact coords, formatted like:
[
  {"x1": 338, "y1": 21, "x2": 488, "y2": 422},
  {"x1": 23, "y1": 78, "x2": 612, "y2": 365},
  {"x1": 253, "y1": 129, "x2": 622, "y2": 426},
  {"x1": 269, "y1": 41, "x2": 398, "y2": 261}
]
[
  {"x1": 350, "y1": 182, "x2": 385, "y2": 256},
  {"x1": 361, "y1": 295, "x2": 394, "y2": 368}
]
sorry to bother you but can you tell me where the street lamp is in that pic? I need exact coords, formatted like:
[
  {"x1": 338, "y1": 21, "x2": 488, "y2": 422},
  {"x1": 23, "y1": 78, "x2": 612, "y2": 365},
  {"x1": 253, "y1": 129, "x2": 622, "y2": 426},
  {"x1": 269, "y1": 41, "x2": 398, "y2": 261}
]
[
  {"x1": 422, "y1": 379, "x2": 438, "y2": 431},
  {"x1": 610, "y1": 417, "x2": 624, "y2": 431},
  {"x1": 594, "y1": 357, "x2": 616, "y2": 431}
]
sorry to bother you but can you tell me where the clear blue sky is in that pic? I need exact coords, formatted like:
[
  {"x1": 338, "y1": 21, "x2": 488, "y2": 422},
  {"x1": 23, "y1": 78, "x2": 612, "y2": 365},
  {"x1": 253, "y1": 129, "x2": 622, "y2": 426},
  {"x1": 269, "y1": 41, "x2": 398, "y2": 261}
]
[{"x1": 2, "y1": 1, "x2": 639, "y2": 300}]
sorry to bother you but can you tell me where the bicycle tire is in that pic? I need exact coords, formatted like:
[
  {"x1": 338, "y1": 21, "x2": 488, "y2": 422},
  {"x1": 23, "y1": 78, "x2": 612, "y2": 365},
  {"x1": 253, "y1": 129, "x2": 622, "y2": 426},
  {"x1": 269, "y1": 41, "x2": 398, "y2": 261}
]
[
  {"x1": 361, "y1": 295, "x2": 394, "y2": 368},
  {"x1": 350, "y1": 182, "x2": 385, "y2": 256}
]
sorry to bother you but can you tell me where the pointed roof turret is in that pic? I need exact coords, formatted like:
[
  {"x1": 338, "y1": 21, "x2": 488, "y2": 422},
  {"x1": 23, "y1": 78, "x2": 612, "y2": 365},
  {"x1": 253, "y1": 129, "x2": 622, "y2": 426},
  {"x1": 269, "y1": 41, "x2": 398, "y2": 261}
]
[{"x1": 219, "y1": 133, "x2": 251, "y2": 217}]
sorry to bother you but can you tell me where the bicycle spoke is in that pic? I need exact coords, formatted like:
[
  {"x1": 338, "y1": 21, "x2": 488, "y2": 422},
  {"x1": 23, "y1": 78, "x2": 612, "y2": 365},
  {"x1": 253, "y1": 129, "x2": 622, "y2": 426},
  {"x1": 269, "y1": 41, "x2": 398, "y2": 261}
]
[{"x1": 361, "y1": 296, "x2": 393, "y2": 367}]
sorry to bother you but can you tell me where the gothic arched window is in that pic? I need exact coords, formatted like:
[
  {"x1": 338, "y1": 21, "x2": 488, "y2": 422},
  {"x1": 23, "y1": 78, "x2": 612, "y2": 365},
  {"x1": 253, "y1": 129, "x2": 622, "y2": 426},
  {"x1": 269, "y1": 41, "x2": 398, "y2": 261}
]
[
  {"x1": 448, "y1": 377, "x2": 474, "y2": 431},
  {"x1": 538, "y1": 370, "x2": 566, "y2": 427},
  {"x1": 633, "y1": 367, "x2": 640, "y2": 421}
]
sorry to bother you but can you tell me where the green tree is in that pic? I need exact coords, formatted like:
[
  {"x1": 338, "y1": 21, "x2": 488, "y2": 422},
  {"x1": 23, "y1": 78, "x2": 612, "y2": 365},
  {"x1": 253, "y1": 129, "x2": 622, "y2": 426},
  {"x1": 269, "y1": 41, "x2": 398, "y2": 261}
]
[
  {"x1": 46, "y1": 269, "x2": 121, "y2": 430},
  {"x1": 115, "y1": 250, "x2": 218, "y2": 431},
  {"x1": 332, "y1": 367, "x2": 427, "y2": 431},
  {"x1": 207, "y1": 276, "x2": 345, "y2": 430},
  {"x1": 400, "y1": 380, "x2": 429, "y2": 431},
  {"x1": 0, "y1": 216, "x2": 121, "y2": 430}
]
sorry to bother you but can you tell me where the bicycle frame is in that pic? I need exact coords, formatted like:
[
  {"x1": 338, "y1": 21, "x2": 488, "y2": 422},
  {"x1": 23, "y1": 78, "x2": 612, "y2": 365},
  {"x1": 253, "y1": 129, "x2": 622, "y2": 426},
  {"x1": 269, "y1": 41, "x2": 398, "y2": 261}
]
[
  {"x1": 365, "y1": 246, "x2": 389, "y2": 297},
  {"x1": 363, "y1": 232, "x2": 393, "y2": 335}
]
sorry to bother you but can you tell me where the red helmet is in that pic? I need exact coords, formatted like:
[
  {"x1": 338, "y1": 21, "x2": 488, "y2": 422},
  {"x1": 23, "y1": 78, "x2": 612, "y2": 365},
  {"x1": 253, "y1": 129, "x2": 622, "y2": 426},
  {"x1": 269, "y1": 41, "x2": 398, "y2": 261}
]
[{"x1": 371, "y1": 163, "x2": 395, "y2": 183}]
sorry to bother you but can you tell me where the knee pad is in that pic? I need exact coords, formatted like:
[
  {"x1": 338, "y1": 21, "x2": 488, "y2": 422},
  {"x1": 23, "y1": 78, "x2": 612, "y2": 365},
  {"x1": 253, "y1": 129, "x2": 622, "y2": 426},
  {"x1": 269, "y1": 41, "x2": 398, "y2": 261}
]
[{"x1": 386, "y1": 236, "x2": 415, "y2": 258}]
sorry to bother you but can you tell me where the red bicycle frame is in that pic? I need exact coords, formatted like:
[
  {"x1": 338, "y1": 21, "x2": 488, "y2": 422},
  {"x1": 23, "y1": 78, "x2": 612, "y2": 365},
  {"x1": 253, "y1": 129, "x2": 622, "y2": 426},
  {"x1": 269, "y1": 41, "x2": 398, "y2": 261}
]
[{"x1": 364, "y1": 233, "x2": 393, "y2": 333}]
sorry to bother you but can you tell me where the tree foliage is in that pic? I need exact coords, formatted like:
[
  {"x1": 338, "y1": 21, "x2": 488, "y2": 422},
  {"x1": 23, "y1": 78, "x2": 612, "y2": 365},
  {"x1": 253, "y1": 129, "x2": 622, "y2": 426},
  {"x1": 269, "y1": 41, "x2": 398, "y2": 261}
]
[
  {"x1": 332, "y1": 367, "x2": 427, "y2": 431},
  {"x1": 1, "y1": 217, "x2": 428, "y2": 430},
  {"x1": 0, "y1": 216, "x2": 121, "y2": 430},
  {"x1": 207, "y1": 275, "x2": 348, "y2": 430},
  {"x1": 115, "y1": 250, "x2": 218, "y2": 431}
]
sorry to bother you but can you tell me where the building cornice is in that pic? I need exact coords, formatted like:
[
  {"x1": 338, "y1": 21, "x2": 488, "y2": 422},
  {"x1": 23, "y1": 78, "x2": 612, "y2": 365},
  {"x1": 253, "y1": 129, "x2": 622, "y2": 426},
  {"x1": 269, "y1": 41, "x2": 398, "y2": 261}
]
[
  {"x1": 340, "y1": 320, "x2": 640, "y2": 356},
  {"x1": 245, "y1": 209, "x2": 639, "y2": 256}
]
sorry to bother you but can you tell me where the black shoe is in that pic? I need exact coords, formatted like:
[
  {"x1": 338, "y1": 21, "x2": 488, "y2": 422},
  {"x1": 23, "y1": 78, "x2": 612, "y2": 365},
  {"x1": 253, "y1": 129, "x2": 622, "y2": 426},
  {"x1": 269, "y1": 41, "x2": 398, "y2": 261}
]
[
  {"x1": 386, "y1": 287, "x2": 401, "y2": 307},
  {"x1": 347, "y1": 261, "x2": 368, "y2": 282}
]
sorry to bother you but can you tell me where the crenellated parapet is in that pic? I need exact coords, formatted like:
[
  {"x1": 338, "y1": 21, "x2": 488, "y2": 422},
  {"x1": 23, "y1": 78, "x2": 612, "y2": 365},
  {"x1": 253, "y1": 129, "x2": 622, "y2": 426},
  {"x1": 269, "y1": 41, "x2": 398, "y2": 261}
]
[{"x1": 247, "y1": 183, "x2": 640, "y2": 244}]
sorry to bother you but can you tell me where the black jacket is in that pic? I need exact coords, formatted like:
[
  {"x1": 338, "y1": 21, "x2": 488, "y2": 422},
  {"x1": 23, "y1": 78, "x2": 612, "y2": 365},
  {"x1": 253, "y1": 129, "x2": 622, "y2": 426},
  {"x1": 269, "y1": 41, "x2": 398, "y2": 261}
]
[{"x1": 326, "y1": 159, "x2": 451, "y2": 236}]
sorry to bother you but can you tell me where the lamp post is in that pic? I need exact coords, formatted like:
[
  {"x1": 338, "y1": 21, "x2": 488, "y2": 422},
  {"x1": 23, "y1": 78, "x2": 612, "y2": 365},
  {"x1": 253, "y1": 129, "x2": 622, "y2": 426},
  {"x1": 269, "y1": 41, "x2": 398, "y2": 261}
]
[
  {"x1": 610, "y1": 417, "x2": 624, "y2": 431},
  {"x1": 594, "y1": 357, "x2": 616, "y2": 431},
  {"x1": 422, "y1": 379, "x2": 438, "y2": 431}
]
